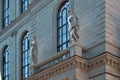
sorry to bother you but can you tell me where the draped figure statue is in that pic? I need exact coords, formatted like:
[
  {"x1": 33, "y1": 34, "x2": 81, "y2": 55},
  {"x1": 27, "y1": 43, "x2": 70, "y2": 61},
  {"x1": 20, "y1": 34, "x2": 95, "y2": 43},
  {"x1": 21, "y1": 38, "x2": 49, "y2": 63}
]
[{"x1": 30, "y1": 36, "x2": 38, "y2": 64}]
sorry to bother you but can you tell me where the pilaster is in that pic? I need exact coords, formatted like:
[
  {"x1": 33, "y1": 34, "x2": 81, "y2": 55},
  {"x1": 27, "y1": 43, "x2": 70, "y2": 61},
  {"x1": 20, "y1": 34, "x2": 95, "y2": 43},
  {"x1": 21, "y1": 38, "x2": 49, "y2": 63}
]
[{"x1": 69, "y1": 43, "x2": 83, "y2": 57}]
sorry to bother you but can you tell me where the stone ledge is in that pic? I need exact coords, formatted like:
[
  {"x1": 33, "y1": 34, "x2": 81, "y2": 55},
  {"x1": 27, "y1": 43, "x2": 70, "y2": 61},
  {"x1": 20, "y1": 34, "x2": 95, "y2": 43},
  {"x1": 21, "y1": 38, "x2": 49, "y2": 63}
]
[
  {"x1": 25, "y1": 56, "x2": 87, "y2": 80},
  {"x1": 25, "y1": 52, "x2": 120, "y2": 80},
  {"x1": 88, "y1": 52, "x2": 120, "y2": 71}
]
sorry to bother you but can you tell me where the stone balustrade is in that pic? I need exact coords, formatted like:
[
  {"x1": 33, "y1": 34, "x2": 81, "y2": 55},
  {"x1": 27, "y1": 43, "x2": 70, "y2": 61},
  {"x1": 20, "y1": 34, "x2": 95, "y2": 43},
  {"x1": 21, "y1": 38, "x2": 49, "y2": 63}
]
[{"x1": 25, "y1": 50, "x2": 120, "y2": 80}]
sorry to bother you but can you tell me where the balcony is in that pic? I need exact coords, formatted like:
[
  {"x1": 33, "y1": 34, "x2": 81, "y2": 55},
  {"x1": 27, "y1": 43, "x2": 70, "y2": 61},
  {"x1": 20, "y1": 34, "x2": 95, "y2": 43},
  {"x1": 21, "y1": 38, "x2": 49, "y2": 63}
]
[
  {"x1": 24, "y1": 44, "x2": 120, "y2": 80},
  {"x1": 25, "y1": 44, "x2": 86, "y2": 80}
]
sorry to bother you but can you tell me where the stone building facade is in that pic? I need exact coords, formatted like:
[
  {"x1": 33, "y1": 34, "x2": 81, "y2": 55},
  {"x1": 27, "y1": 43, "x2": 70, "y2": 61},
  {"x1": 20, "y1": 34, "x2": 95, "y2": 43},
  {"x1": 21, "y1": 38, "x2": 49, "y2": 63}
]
[{"x1": 0, "y1": 0, "x2": 120, "y2": 80}]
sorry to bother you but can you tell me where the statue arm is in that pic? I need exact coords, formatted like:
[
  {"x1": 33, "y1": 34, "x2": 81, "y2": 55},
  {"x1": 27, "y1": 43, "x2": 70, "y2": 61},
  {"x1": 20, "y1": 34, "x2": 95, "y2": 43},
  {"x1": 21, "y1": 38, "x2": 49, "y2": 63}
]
[
  {"x1": 74, "y1": 15, "x2": 79, "y2": 29},
  {"x1": 67, "y1": 17, "x2": 71, "y2": 24},
  {"x1": 75, "y1": 15, "x2": 78, "y2": 20}
]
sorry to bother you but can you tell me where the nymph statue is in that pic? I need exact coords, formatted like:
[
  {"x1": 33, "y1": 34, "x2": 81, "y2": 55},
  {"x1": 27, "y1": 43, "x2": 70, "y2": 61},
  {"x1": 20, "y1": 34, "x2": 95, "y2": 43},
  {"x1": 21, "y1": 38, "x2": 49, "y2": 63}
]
[{"x1": 67, "y1": 9, "x2": 79, "y2": 43}]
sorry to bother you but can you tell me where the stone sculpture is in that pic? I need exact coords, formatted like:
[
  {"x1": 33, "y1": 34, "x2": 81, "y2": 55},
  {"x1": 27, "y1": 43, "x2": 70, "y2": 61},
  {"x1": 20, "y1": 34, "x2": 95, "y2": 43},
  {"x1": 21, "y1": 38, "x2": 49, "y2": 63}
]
[
  {"x1": 30, "y1": 36, "x2": 38, "y2": 64},
  {"x1": 68, "y1": 9, "x2": 79, "y2": 43}
]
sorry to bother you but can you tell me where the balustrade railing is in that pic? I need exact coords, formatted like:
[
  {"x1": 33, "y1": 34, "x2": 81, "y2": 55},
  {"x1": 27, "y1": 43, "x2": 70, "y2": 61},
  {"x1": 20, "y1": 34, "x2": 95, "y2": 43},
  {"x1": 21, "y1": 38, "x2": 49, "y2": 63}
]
[{"x1": 31, "y1": 47, "x2": 71, "y2": 73}]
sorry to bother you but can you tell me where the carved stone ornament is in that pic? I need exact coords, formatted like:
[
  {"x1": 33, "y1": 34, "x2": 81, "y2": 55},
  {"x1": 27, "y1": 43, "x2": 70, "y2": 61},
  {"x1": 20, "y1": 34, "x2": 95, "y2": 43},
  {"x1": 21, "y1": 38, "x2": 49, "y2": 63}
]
[{"x1": 30, "y1": 36, "x2": 38, "y2": 64}]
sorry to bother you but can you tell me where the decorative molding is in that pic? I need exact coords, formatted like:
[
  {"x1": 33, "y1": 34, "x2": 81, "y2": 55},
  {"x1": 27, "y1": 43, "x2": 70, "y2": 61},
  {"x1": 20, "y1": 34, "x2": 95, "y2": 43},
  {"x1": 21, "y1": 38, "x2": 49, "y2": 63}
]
[
  {"x1": 25, "y1": 56, "x2": 87, "y2": 80},
  {"x1": 87, "y1": 52, "x2": 120, "y2": 70},
  {"x1": 25, "y1": 52, "x2": 120, "y2": 80},
  {"x1": 11, "y1": 31, "x2": 17, "y2": 37}
]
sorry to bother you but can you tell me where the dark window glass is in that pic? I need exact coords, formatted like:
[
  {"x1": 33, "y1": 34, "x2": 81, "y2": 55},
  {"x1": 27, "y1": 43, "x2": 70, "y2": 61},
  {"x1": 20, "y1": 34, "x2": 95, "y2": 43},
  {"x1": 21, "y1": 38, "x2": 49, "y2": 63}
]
[
  {"x1": 3, "y1": 46, "x2": 9, "y2": 80},
  {"x1": 3, "y1": 0, "x2": 9, "y2": 28},
  {"x1": 57, "y1": 2, "x2": 70, "y2": 52},
  {"x1": 21, "y1": 32, "x2": 30, "y2": 79},
  {"x1": 21, "y1": 0, "x2": 29, "y2": 12}
]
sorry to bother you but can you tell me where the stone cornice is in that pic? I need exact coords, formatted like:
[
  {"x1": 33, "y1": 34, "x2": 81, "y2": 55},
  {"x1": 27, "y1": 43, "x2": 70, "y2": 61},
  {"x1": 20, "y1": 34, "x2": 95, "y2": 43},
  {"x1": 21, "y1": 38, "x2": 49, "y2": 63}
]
[
  {"x1": 25, "y1": 56, "x2": 87, "y2": 80},
  {"x1": 88, "y1": 52, "x2": 120, "y2": 70},
  {"x1": 25, "y1": 52, "x2": 120, "y2": 80},
  {"x1": 104, "y1": 53, "x2": 120, "y2": 69}
]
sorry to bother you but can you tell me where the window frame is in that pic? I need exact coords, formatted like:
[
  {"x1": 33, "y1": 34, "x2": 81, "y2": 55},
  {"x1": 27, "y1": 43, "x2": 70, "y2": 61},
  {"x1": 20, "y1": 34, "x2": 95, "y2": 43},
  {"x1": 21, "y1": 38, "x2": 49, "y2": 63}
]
[
  {"x1": 21, "y1": 32, "x2": 30, "y2": 79},
  {"x1": 3, "y1": 46, "x2": 9, "y2": 80},
  {"x1": 57, "y1": 1, "x2": 71, "y2": 52},
  {"x1": 3, "y1": 0, "x2": 9, "y2": 28}
]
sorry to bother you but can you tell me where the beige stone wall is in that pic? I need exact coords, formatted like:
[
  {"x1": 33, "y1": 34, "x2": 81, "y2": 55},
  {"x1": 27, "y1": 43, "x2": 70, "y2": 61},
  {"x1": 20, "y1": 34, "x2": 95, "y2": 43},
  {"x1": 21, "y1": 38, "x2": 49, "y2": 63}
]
[
  {"x1": 0, "y1": 0, "x2": 57, "y2": 80},
  {"x1": 88, "y1": 66, "x2": 106, "y2": 80},
  {"x1": 32, "y1": 0, "x2": 57, "y2": 63},
  {"x1": 106, "y1": 74, "x2": 120, "y2": 80},
  {"x1": 106, "y1": 65, "x2": 120, "y2": 79},
  {"x1": 76, "y1": 68, "x2": 88, "y2": 80},
  {"x1": 105, "y1": 0, "x2": 120, "y2": 57},
  {"x1": 0, "y1": 0, "x2": 120, "y2": 80},
  {"x1": 0, "y1": 0, "x2": 107, "y2": 68},
  {"x1": 9, "y1": 0, "x2": 16, "y2": 22},
  {"x1": 0, "y1": 36, "x2": 16, "y2": 80},
  {"x1": 74, "y1": 0, "x2": 106, "y2": 58}
]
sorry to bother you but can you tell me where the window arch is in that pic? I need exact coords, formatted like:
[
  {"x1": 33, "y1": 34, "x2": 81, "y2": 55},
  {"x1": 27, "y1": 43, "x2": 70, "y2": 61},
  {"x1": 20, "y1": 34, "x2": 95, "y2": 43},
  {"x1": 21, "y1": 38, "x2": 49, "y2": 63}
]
[
  {"x1": 3, "y1": 46, "x2": 9, "y2": 80},
  {"x1": 57, "y1": 1, "x2": 71, "y2": 52},
  {"x1": 21, "y1": 32, "x2": 30, "y2": 79}
]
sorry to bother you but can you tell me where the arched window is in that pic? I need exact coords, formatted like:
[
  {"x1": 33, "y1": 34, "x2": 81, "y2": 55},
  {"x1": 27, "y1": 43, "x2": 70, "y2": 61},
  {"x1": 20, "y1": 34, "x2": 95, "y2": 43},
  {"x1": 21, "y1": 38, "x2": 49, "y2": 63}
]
[
  {"x1": 21, "y1": 0, "x2": 29, "y2": 12},
  {"x1": 3, "y1": 0, "x2": 9, "y2": 28},
  {"x1": 57, "y1": 1, "x2": 71, "y2": 52},
  {"x1": 21, "y1": 32, "x2": 30, "y2": 79},
  {"x1": 3, "y1": 46, "x2": 9, "y2": 80}
]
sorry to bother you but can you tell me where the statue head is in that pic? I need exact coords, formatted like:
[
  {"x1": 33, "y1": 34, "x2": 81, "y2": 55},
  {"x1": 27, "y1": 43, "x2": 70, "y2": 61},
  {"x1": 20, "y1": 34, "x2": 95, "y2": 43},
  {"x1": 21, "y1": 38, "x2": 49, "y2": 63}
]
[
  {"x1": 31, "y1": 36, "x2": 36, "y2": 41},
  {"x1": 67, "y1": 9, "x2": 73, "y2": 15},
  {"x1": 31, "y1": 36, "x2": 37, "y2": 45}
]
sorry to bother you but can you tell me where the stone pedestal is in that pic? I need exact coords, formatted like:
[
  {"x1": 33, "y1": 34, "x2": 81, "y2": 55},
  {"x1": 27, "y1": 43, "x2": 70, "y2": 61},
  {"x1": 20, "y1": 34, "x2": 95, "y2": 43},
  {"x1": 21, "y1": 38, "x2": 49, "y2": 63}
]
[
  {"x1": 70, "y1": 43, "x2": 83, "y2": 57},
  {"x1": 30, "y1": 65, "x2": 36, "y2": 75}
]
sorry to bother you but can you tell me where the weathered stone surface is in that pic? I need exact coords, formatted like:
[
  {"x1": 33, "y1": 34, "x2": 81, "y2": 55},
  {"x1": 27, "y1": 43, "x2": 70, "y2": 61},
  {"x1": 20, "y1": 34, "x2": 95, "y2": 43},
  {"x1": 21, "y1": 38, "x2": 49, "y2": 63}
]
[{"x1": 0, "y1": 0, "x2": 120, "y2": 80}]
